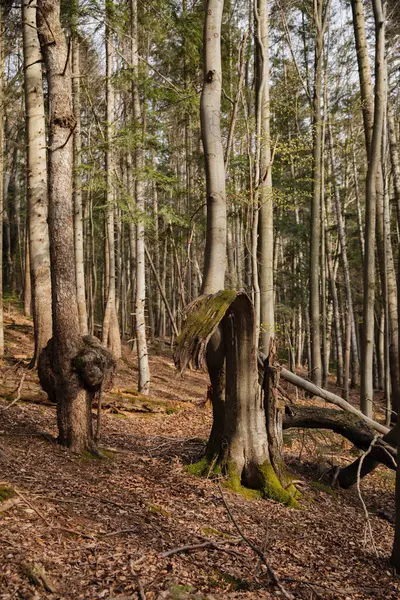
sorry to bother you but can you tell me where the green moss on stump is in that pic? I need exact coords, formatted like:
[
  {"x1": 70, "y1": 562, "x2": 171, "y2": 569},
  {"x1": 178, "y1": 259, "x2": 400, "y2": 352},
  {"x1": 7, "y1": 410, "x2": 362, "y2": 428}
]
[
  {"x1": 224, "y1": 462, "x2": 260, "y2": 500},
  {"x1": 187, "y1": 457, "x2": 299, "y2": 506},
  {"x1": 257, "y1": 462, "x2": 299, "y2": 507}
]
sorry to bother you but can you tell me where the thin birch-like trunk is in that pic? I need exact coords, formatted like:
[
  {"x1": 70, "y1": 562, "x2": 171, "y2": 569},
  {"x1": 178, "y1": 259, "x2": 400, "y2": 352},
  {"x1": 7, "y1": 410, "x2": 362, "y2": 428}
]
[
  {"x1": 309, "y1": 0, "x2": 330, "y2": 386},
  {"x1": 328, "y1": 124, "x2": 359, "y2": 389},
  {"x1": 102, "y1": 2, "x2": 121, "y2": 359},
  {"x1": 256, "y1": 0, "x2": 274, "y2": 355},
  {"x1": 0, "y1": 2, "x2": 3, "y2": 358},
  {"x1": 201, "y1": 0, "x2": 226, "y2": 294},
  {"x1": 72, "y1": 5, "x2": 88, "y2": 335},
  {"x1": 131, "y1": 0, "x2": 150, "y2": 393}
]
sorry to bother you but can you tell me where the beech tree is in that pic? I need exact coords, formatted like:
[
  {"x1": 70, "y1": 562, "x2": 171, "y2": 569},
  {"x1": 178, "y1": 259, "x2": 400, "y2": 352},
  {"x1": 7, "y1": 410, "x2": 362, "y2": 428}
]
[
  {"x1": 36, "y1": 0, "x2": 114, "y2": 452},
  {"x1": 22, "y1": 0, "x2": 53, "y2": 367},
  {"x1": 175, "y1": 0, "x2": 298, "y2": 506}
]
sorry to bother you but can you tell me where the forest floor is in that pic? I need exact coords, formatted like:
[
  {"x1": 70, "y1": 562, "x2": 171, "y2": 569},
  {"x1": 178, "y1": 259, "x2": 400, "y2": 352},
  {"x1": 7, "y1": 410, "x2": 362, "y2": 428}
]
[{"x1": 0, "y1": 303, "x2": 399, "y2": 600}]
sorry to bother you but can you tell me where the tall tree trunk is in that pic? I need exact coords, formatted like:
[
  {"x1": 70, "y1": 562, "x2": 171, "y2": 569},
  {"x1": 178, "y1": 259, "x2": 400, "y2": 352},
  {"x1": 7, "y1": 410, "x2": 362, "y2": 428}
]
[
  {"x1": 309, "y1": 0, "x2": 330, "y2": 386},
  {"x1": 22, "y1": 0, "x2": 52, "y2": 368},
  {"x1": 72, "y1": 2, "x2": 88, "y2": 335},
  {"x1": 37, "y1": 0, "x2": 109, "y2": 452},
  {"x1": 201, "y1": 0, "x2": 226, "y2": 294},
  {"x1": 256, "y1": 0, "x2": 274, "y2": 355},
  {"x1": 328, "y1": 124, "x2": 359, "y2": 390},
  {"x1": 200, "y1": 0, "x2": 227, "y2": 458},
  {"x1": 102, "y1": 2, "x2": 121, "y2": 359},
  {"x1": 353, "y1": 0, "x2": 385, "y2": 417},
  {"x1": 0, "y1": 2, "x2": 3, "y2": 358},
  {"x1": 131, "y1": 0, "x2": 150, "y2": 393}
]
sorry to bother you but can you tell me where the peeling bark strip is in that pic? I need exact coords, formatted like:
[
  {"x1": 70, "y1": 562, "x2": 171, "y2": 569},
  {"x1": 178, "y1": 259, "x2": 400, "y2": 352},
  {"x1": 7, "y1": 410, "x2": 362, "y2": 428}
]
[
  {"x1": 175, "y1": 292, "x2": 299, "y2": 505},
  {"x1": 174, "y1": 290, "x2": 236, "y2": 373}
]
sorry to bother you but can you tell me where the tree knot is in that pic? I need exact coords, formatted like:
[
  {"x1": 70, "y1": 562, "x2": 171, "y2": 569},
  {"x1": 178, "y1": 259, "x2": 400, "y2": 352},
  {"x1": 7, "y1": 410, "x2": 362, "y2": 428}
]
[
  {"x1": 72, "y1": 336, "x2": 116, "y2": 393},
  {"x1": 206, "y1": 69, "x2": 216, "y2": 83}
]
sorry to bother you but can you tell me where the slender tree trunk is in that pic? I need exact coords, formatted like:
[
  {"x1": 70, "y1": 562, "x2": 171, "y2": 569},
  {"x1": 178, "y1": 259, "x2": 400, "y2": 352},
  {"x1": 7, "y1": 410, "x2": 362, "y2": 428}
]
[
  {"x1": 309, "y1": 0, "x2": 330, "y2": 386},
  {"x1": 201, "y1": 0, "x2": 226, "y2": 294},
  {"x1": 328, "y1": 124, "x2": 359, "y2": 390},
  {"x1": 102, "y1": 2, "x2": 121, "y2": 359},
  {"x1": 72, "y1": 4, "x2": 88, "y2": 335},
  {"x1": 0, "y1": 2, "x2": 3, "y2": 358},
  {"x1": 24, "y1": 225, "x2": 31, "y2": 316},
  {"x1": 22, "y1": 0, "x2": 52, "y2": 367},
  {"x1": 256, "y1": 0, "x2": 274, "y2": 355},
  {"x1": 359, "y1": 0, "x2": 385, "y2": 418},
  {"x1": 131, "y1": 0, "x2": 150, "y2": 393}
]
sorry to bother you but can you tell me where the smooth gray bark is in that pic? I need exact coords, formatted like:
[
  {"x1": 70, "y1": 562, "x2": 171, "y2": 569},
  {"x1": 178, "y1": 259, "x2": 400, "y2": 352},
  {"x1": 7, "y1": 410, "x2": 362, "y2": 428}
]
[
  {"x1": 72, "y1": 9, "x2": 88, "y2": 335},
  {"x1": 131, "y1": 0, "x2": 150, "y2": 393},
  {"x1": 200, "y1": 0, "x2": 226, "y2": 294}
]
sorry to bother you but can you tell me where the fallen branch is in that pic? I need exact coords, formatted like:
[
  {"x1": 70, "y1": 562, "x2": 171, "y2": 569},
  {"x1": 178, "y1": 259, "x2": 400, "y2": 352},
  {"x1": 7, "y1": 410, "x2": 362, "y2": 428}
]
[
  {"x1": 218, "y1": 484, "x2": 293, "y2": 600},
  {"x1": 337, "y1": 423, "x2": 398, "y2": 488},
  {"x1": 279, "y1": 365, "x2": 389, "y2": 435},
  {"x1": 160, "y1": 539, "x2": 242, "y2": 560},
  {"x1": 283, "y1": 406, "x2": 396, "y2": 471}
]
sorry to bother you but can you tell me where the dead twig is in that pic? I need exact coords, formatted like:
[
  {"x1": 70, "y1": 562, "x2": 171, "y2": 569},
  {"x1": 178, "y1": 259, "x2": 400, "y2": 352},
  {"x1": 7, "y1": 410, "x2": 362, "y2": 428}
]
[
  {"x1": 218, "y1": 484, "x2": 294, "y2": 600},
  {"x1": 130, "y1": 559, "x2": 146, "y2": 600},
  {"x1": 160, "y1": 539, "x2": 243, "y2": 560},
  {"x1": 101, "y1": 529, "x2": 138, "y2": 538},
  {"x1": 1, "y1": 373, "x2": 26, "y2": 412},
  {"x1": 13, "y1": 488, "x2": 95, "y2": 540},
  {"x1": 356, "y1": 434, "x2": 379, "y2": 557}
]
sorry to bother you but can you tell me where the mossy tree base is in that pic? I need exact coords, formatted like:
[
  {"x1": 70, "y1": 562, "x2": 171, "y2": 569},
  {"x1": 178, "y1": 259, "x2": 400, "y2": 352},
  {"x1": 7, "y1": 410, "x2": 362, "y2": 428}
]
[
  {"x1": 188, "y1": 456, "x2": 299, "y2": 506},
  {"x1": 177, "y1": 292, "x2": 300, "y2": 507}
]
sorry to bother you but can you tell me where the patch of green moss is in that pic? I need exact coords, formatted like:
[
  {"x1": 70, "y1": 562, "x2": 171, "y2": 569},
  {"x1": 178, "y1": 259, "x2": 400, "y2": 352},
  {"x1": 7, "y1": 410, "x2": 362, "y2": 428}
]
[
  {"x1": 167, "y1": 584, "x2": 202, "y2": 599},
  {"x1": 80, "y1": 448, "x2": 114, "y2": 461},
  {"x1": 309, "y1": 480, "x2": 336, "y2": 496},
  {"x1": 224, "y1": 462, "x2": 260, "y2": 500},
  {"x1": 149, "y1": 504, "x2": 170, "y2": 518},
  {"x1": 258, "y1": 462, "x2": 299, "y2": 508},
  {"x1": 209, "y1": 570, "x2": 247, "y2": 591},
  {"x1": 0, "y1": 486, "x2": 16, "y2": 502},
  {"x1": 186, "y1": 456, "x2": 212, "y2": 477},
  {"x1": 166, "y1": 406, "x2": 178, "y2": 415},
  {"x1": 201, "y1": 526, "x2": 231, "y2": 539}
]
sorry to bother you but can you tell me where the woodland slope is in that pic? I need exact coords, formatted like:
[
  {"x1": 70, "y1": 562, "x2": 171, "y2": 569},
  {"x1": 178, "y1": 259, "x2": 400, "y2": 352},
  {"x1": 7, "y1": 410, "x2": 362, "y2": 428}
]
[{"x1": 0, "y1": 305, "x2": 399, "y2": 600}]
